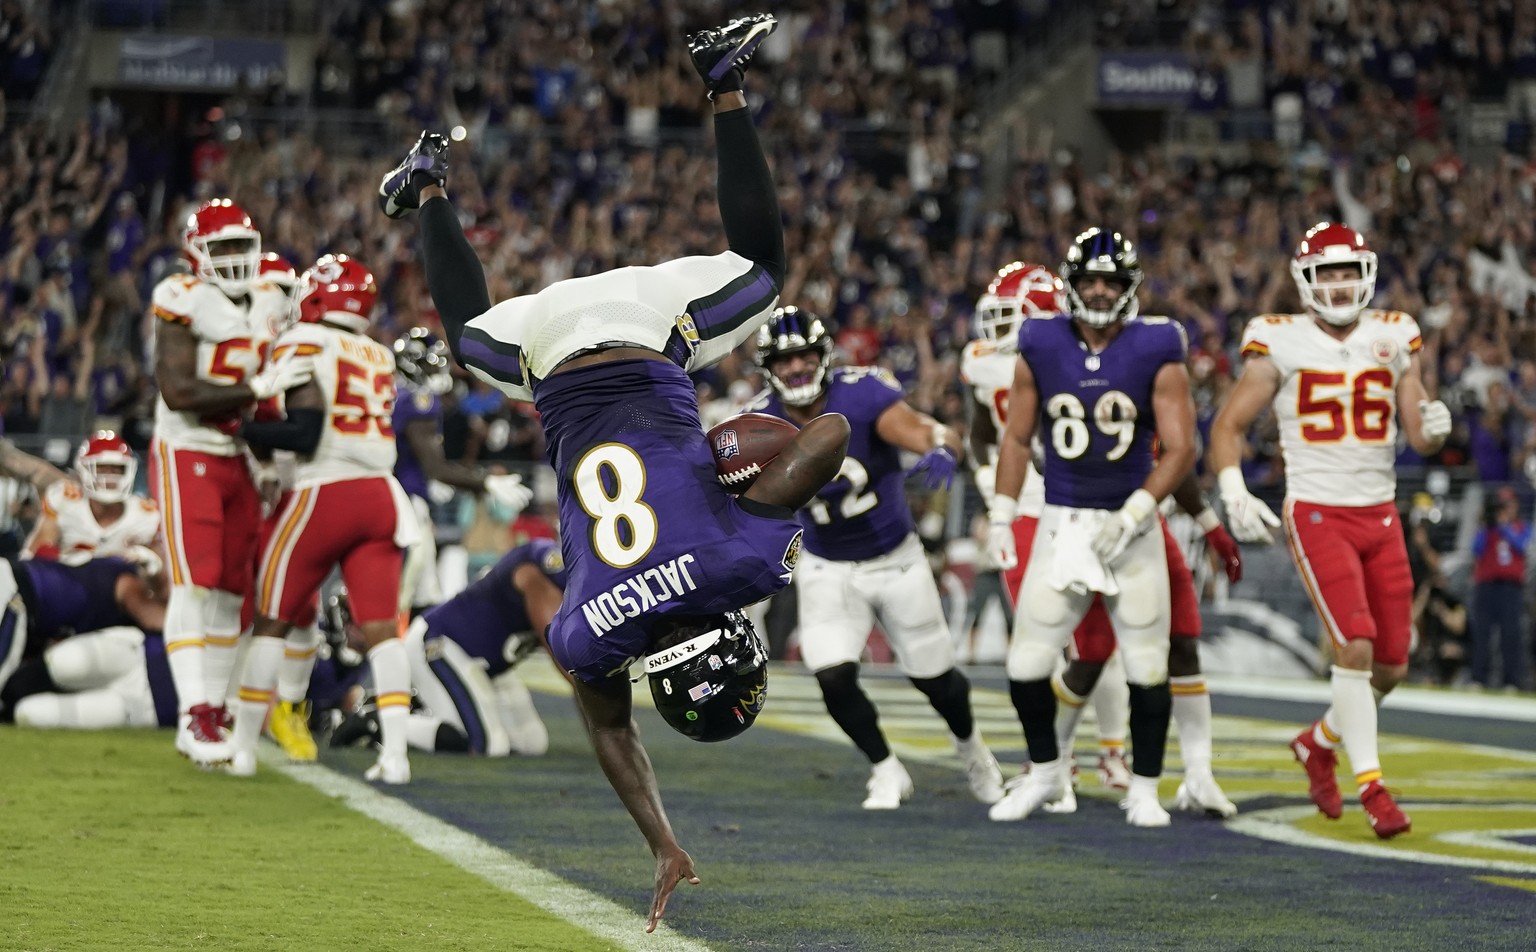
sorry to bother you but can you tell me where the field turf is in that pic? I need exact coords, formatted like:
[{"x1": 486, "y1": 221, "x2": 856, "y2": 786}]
[{"x1": 5, "y1": 663, "x2": 1533, "y2": 951}]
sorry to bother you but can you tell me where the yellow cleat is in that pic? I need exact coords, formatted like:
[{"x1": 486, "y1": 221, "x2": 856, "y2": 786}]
[{"x1": 267, "y1": 700, "x2": 318, "y2": 762}]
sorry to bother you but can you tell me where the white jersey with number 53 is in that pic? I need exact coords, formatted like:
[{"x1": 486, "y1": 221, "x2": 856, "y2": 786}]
[
  {"x1": 1239, "y1": 309, "x2": 1422, "y2": 507},
  {"x1": 269, "y1": 322, "x2": 397, "y2": 488}
]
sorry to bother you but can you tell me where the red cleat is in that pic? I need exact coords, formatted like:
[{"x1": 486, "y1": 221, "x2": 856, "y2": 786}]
[
  {"x1": 1360, "y1": 781, "x2": 1411, "y2": 839},
  {"x1": 1290, "y1": 728, "x2": 1343, "y2": 819}
]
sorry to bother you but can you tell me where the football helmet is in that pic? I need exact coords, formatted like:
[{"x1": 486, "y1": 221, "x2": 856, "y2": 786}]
[
  {"x1": 975, "y1": 261, "x2": 1063, "y2": 347},
  {"x1": 1060, "y1": 228, "x2": 1142, "y2": 328},
  {"x1": 259, "y1": 253, "x2": 299, "y2": 336},
  {"x1": 295, "y1": 254, "x2": 377, "y2": 334},
  {"x1": 1291, "y1": 222, "x2": 1377, "y2": 326},
  {"x1": 183, "y1": 199, "x2": 261, "y2": 296},
  {"x1": 756, "y1": 305, "x2": 833, "y2": 407},
  {"x1": 393, "y1": 326, "x2": 453, "y2": 395},
  {"x1": 644, "y1": 611, "x2": 768, "y2": 743},
  {"x1": 75, "y1": 431, "x2": 137, "y2": 504}
]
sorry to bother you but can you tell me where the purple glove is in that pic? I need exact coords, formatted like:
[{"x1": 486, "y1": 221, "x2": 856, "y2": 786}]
[{"x1": 907, "y1": 446, "x2": 958, "y2": 490}]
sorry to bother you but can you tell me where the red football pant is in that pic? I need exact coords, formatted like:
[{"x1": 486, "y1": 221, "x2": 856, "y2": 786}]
[
  {"x1": 150, "y1": 441, "x2": 260, "y2": 594},
  {"x1": 1283, "y1": 499, "x2": 1411, "y2": 666},
  {"x1": 254, "y1": 478, "x2": 404, "y2": 626}
]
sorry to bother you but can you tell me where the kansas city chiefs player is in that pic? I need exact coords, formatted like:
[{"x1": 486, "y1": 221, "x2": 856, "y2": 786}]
[
  {"x1": 1211, "y1": 221, "x2": 1451, "y2": 839},
  {"x1": 24, "y1": 432, "x2": 161, "y2": 569},
  {"x1": 148, "y1": 198, "x2": 314, "y2": 767}
]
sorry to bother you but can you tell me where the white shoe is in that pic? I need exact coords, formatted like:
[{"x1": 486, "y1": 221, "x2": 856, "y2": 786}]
[
  {"x1": 1120, "y1": 777, "x2": 1171, "y2": 828},
  {"x1": 1174, "y1": 771, "x2": 1237, "y2": 818},
  {"x1": 861, "y1": 756, "x2": 914, "y2": 810},
  {"x1": 1097, "y1": 748, "x2": 1131, "y2": 791},
  {"x1": 1041, "y1": 783, "x2": 1078, "y2": 814},
  {"x1": 224, "y1": 749, "x2": 257, "y2": 778},
  {"x1": 175, "y1": 710, "x2": 233, "y2": 768},
  {"x1": 364, "y1": 753, "x2": 411, "y2": 785},
  {"x1": 988, "y1": 759, "x2": 1067, "y2": 822},
  {"x1": 954, "y1": 733, "x2": 1005, "y2": 805}
]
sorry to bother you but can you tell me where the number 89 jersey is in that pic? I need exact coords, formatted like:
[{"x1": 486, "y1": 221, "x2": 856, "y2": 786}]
[
  {"x1": 1018, "y1": 315, "x2": 1187, "y2": 510},
  {"x1": 270, "y1": 322, "x2": 398, "y2": 487},
  {"x1": 1240, "y1": 310, "x2": 1421, "y2": 506}
]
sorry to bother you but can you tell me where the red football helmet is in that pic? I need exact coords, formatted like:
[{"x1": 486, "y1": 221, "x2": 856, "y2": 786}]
[
  {"x1": 183, "y1": 199, "x2": 262, "y2": 296},
  {"x1": 295, "y1": 254, "x2": 377, "y2": 333},
  {"x1": 76, "y1": 431, "x2": 137, "y2": 504},
  {"x1": 1291, "y1": 222, "x2": 1377, "y2": 326},
  {"x1": 974, "y1": 262, "x2": 1064, "y2": 347},
  {"x1": 258, "y1": 253, "x2": 300, "y2": 336}
]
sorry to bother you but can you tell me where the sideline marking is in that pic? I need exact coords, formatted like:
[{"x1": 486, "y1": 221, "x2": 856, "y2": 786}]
[
  {"x1": 1205, "y1": 675, "x2": 1536, "y2": 721},
  {"x1": 263, "y1": 751, "x2": 717, "y2": 952},
  {"x1": 1228, "y1": 804, "x2": 1536, "y2": 874}
]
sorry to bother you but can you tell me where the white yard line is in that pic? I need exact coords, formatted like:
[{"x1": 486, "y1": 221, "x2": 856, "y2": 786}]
[
  {"x1": 263, "y1": 751, "x2": 717, "y2": 952},
  {"x1": 1205, "y1": 674, "x2": 1536, "y2": 720}
]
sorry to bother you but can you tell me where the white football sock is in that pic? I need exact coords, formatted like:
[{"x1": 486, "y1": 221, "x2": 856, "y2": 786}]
[
  {"x1": 231, "y1": 636, "x2": 285, "y2": 755},
  {"x1": 1170, "y1": 675, "x2": 1213, "y2": 775},
  {"x1": 1051, "y1": 671, "x2": 1089, "y2": 765},
  {"x1": 1091, "y1": 651, "x2": 1130, "y2": 749},
  {"x1": 278, "y1": 624, "x2": 322, "y2": 704},
  {"x1": 1329, "y1": 665, "x2": 1381, "y2": 787},
  {"x1": 369, "y1": 639, "x2": 411, "y2": 761}
]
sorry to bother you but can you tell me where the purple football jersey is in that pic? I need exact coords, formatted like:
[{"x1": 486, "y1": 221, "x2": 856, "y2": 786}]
[
  {"x1": 535, "y1": 359, "x2": 803, "y2": 682},
  {"x1": 422, "y1": 539, "x2": 570, "y2": 678},
  {"x1": 392, "y1": 382, "x2": 443, "y2": 501},
  {"x1": 747, "y1": 367, "x2": 911, "y2": 561},
  {"x1": 1017, "y1": 315, "x2": 1187, "y2": 509},
  {"x1": 15, "y1": 556, "x2": 139, "y2": 647}
]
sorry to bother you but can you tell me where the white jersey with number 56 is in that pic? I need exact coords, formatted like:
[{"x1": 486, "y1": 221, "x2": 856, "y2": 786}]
[
  {"x1": 269, "y1": 322, "x2": 398, "y2": 488},
  {"x1": 1239, "y1": 309, "x2": 1422, "y2": 507}
]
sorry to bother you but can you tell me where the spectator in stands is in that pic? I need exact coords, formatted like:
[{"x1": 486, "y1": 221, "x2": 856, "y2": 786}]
[{"x1": 1469, "y1": 486, "x2": 1531, "y2": 691}]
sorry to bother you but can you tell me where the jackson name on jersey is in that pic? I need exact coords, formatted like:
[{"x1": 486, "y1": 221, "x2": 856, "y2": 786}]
[
  {"x1": 1239, "y1": 309, "x2": 1422, "y2": 507},
  {"x1": 151, "y1": 273, "x2": 292, "y2": 455},
  {"x1": 39, "y1": 481, "x2": 160, "y2": 564}
]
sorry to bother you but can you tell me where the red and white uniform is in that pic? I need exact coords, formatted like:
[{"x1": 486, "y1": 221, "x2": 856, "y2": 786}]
[
  {"x1": 960, "y1": 338, "x2": 1045, "y2": 599},
  {"x1": 37, "y1": 481, "x2": 160, "y2": 564},
  {"x1": 149, "y1": 273, "x2": 290, "y2": 593},
  {"x1": 254, "y1": 322, "x2": 416, "y2": 626},
  {"x1": 1240, "y1": 309, "x2": 1421, "y2": 663}
]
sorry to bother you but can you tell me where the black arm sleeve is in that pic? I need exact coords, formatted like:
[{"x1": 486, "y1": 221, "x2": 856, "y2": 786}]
[
  {"x1": 239, "y1": 408, "x2": 326, "y2": 455},
  {"x1": 713, "y1": 108, "x2": 785, "y2": 289},
  {"x1": 416, "y1": 192, "x2": 492, "y2": 366}
]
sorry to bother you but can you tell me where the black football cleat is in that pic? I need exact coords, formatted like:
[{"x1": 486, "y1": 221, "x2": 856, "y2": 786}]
[
  {"x1": 378, "y1": 130, "x2": 449, "y2": 219},
  {"x1": 686, "y1": 13, "x2": 777, "y2": 99}
]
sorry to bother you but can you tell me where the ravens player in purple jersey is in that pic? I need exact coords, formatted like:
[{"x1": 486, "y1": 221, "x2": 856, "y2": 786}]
[
  {"x1": 398, "y1": 539, "x2": 568, "y2": 756},
  {"x1": 985, "y1": 228, "x2": 1197, "y2": 827},
  {"x1": 0, "y1": 555, "x2": 175, "y2": 730},
  {"x1": 392, "y1": 326, "x2": 534, "y2": 614},
  {"x1": 380, "y1": 14, "x2": 848, "y2": 930},
  {"x1": 749, "y1": 306, "x2": 1007, "y2": 810}
]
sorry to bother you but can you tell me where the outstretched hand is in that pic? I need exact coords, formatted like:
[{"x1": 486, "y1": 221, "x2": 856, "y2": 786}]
[
  {"x1": 647, "y1": 846, "x2": 700, "y2": 933},
  {"x1": 907, "y1": 446, "x2": 958, "y2": 490}
]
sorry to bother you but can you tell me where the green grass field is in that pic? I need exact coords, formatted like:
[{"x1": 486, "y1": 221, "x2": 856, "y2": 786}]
[{"x1": 5, "y1": 665, "x2": 1534, "y2": 952}]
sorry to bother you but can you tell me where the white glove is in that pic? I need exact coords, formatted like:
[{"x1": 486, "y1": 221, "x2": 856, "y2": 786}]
[
  {"x1": 483, "y1": 473, "x2": 534, "y2": 516},
  {"x1": 426, "y1": 479, "x2": 457, "y2": 506},
  {"x1": 1091, "y1": 488, "x2": 1157, "y2": 564},
  {"x1": 973, "y1": 463, "x2": 996, "y2": 508},
  {"x1": 1218, "y1": 466, "x2": 1281, "y2": 544},
  {"x1": 1419, "y1": 400, "x2": 1452, "y2": 443},
  {"x1": 986, "y1": 495, "x2": 1019, "y2": 570},
  {"x1": 123, "y1": 544, "x2": 164, "y2": 579},
  {"x1": 247, "y1": 357, "x2": 315, "y2": 400}
]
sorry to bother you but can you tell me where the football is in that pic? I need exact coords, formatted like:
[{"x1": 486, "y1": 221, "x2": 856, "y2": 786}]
[{"x1": 707, "y1": 412, "x2": 799, "y2": 493}]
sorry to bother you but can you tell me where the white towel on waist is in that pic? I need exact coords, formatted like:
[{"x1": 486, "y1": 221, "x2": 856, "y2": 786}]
[
  {"x1": 1047, "y1": 509, "x2": 1119, "y2": 597},
  {"x1": 387, "y1": 475, "x2": 423, "y2": 549}
]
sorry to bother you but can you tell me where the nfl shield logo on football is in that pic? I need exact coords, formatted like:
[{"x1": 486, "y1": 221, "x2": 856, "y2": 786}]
[
  {"x1": 1372, "y1": 338, "x2": 1397, "y2": 364},
  {"x1": 715, "y1": 429, "x2": 739, "y2": 460}
]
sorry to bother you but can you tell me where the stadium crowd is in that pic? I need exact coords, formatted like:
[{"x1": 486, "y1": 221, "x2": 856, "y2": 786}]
[{"x1": 0, "y1": 0, "x2": 1534, "y2": 692}]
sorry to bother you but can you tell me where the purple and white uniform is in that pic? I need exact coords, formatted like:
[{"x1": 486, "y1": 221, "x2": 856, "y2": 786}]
[
  {"x1": 392, "y1": 380, "x2": 445, "y2": 610},
  {"x1": 747, "y1": 367, "x2": 957, "y2": 680},
  {"x1": 405, "y1": 540, "x2": 570, "y2": 757},
  {"x1": 1007, "y1": 315, "x2": 1188, "y2": 686}
]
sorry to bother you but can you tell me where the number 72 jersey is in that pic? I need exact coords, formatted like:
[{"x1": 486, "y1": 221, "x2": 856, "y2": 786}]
[
  {"x1": 1240, "y1": 309, "x2": 1422, "y2": 507},
  {"x1": 269, "y1": 322, "x2": 397, "y2": 487}
]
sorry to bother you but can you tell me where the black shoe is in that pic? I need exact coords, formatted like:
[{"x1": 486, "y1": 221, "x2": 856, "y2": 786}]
[
  {"x1": 378, "y1": 130, "x2": 449, "y2": 219},
  {"x1": 328, "y1": 697, "x2": 381, "y2": 749},
  {"x1": 686, "y1": 13, "x2": 777, "y2": 99}
]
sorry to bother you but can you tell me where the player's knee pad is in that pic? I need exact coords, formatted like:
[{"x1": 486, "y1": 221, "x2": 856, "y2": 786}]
[
  {"x1": 14, "y1": 693, "x2": 65, "y2": 728},
  {"x1": 165, "y1": 585, "x2": 210, "y2": 637},
  {"x1": 204, "y1": 588, "x2": 243, "y2": 634},
  {"x1": 1006, "y1": 633, "x2": 1062, "y2": 682},
  {"x1": 44, "y1": 639, "x2": 102, "y2": 690},
  {"x1": 908, "y1": 668, "x2": 968, "y2": 708},
  {"x1": 1118, "y1": 635, "x2": 1169, "y2": 687}
]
